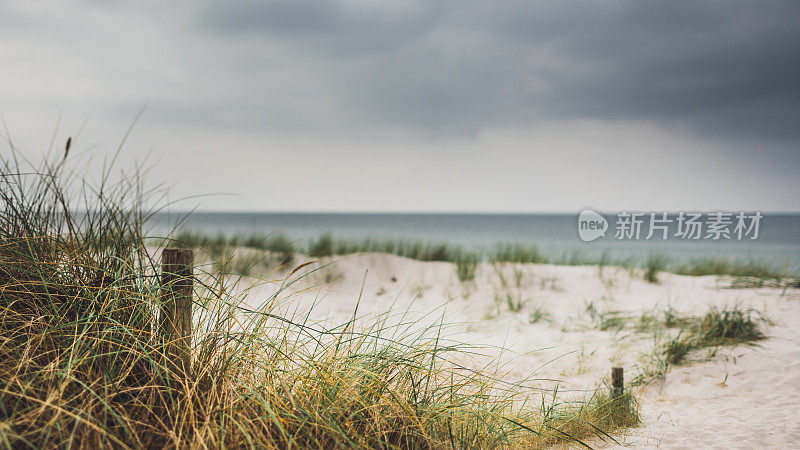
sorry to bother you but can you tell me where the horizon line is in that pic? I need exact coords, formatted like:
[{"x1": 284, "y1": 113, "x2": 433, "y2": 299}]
[{"x1": 158, "y1": 209, "x2": 800, "y2": 215}]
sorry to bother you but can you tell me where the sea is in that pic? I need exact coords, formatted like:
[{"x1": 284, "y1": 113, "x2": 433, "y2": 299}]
[{"x1": 149, "y1": 212, "x2": 800, "y2": 272}]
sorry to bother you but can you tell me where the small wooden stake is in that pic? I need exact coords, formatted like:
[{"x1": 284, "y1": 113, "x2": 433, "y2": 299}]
[
  {"x1": 611, "y1": 367, "x2": 624, "y2": 397},
  {"x1": 161, "y1": 248, "x2": 194, "y2": 376}
]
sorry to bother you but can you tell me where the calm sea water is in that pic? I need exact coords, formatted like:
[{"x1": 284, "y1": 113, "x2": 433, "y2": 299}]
[{"x1": 150, "y1": 212, "x2": 800, "y2": 271}]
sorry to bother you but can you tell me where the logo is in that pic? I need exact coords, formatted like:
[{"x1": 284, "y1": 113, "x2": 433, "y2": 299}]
[
  {"x1": 578, "y1": 209, "x2": 608, "y2": 242},
  {"x1": 576, "y1": 210, "x2": 762, "y2": 242}
]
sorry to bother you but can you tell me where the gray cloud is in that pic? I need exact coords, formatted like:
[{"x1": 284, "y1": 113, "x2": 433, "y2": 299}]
[
  {"x1": 199, "y1": 1, "x2": 443, "y2": 56},
  {"x1": 2, "y1": 0, "x2": 799, "y2": 211},
  {"x1": 191, "y1": 0, "x2": 800, "y2": 141},
  {"x1": 4, "y1": 0, "x2": 798, "y2": 141}
]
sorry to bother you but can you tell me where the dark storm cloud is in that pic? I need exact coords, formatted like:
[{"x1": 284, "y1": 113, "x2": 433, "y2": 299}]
[
  {"x1": 194, "y1": 0, "x2": 800, "y2": 141},
  {"x1": 504, "y1": 2, "x2": 800, "y2": 140},
  {"x1": 2, "y1": 0, "x2": 798, "y2": 211}
]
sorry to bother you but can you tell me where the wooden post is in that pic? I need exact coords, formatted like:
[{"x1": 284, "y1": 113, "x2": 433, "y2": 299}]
[
  {"x1": 161, "y1": 248, "x2": 194, "y2": 376},
  {"x1": 611, "y1": 367, "x2": 624, "y2": 397}
]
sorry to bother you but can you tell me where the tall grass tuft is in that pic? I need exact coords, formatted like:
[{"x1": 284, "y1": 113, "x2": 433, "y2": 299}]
[
  {"x1": 644, "y1": 254, "x2": 669, "y2": 283},
  {"x1": 454, "y1": 250, "x2": 480, "y2": 282},
  {"x1": 0, "y1": 147, "x2": 640, "y2": 448},
  {"x1": 492, "y1": 243, "x2": 547, "y2": 264},
  {"x1": 307, "y1": 232, "x2": 335, "y2": 257},
  {"x1": 662, "y1": 305, "x2": 772, "y2": 365}
]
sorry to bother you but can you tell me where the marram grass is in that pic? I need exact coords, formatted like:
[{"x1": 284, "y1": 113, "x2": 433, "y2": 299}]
[
  {"x1": 170, "y1": 230, "x2": 797, "y2": 285},
  {"x1": 0, "y1": 149, "x2": 638, "y2": 448}
]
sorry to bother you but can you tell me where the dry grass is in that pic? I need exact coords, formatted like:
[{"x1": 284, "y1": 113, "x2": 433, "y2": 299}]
[{"x1": 0, "y1": 147, "x2": 638, "y2": 448}]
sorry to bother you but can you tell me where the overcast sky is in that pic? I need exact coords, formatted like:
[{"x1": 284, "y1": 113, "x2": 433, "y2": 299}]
[{"x1": 2, "y1": 0, "x2": 799, "y2": 212}]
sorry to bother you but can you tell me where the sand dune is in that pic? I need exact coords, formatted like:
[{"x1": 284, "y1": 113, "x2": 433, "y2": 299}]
[{"x1": 237, "y1": 252, "x2": 800, "y2": 448}]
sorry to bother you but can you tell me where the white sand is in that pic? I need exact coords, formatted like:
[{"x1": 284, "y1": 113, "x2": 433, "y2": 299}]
[{"x1": 239, "y1": 253, "x2": 800, "y2": 448}]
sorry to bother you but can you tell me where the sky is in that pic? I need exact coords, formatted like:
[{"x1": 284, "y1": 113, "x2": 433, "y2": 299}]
[{"x1": 1, "y1": 0, "x2": 799, "y2": 213}]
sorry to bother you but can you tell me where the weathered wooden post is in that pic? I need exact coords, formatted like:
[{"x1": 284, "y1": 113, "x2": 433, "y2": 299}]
[
  {"x1": 161, "y1": 248, "x2": 194, "y2": 376},
  {"x1": 611, "y1": 367, "x2": 624, "y2": 397}
]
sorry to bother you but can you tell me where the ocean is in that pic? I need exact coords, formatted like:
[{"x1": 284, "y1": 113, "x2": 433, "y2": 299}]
[{"x1": 150, "y1": 212, "x2": 800, "y2": 271}]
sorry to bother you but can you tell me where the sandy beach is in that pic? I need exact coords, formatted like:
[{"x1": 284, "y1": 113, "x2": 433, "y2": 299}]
[
  {"x1": 236, "y1": 252, "x2": 800, "y2": 448},
  {"x1": 6, "y1": 1, "x2": 800, "y2": 446}
]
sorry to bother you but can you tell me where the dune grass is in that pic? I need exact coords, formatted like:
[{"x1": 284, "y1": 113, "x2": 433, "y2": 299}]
[
  {"x1": 454, "y1": 249, "x2": 479, "y2": 282},
  {"x1": 626, "y1": 305, "x2": 773, "y2": 387},
  {"x1": 492, "y1": 242, "x2": 547, "y2": 264},
  {"x1": 0, "y1": 148, "x2": 642, "y2": 448},
  {"x1": 170, "y1": 230, "x2": 798, "y2": 286},
  {"x1": 661, "y1": 305, "x2": 772, "y2": 365},
  {"x1": 643, "y1": 254, "x2": 669, "y2": 283},
  {"x1": 674, "y1": 256, "x2": 794, "y2": 287},
  {"x1": 170, "y1": 230, "x2": 296, "y2": 268},
  {"x1": 675, "y1": 256, "x2": 781, "y2": 278}
]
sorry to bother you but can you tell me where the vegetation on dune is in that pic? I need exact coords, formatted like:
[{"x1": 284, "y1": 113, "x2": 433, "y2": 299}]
[
  {"x1": 643, "y1": 254, "x2": 669, "y2": 283},
  {"x1": 587, "y1": 303, "x2": 770, "y2": 345},
  {"x1": 674, "y1": 256, "x2": 794, "y2": 287},
  {"x1": 582, "y1": 300, "x2": 773, "y2": 389},
  {"x1": 0, "y1": 148, "x2": 639, "y2": 448},
  {"x1": 307, "y1": 231, "x2": 335, "y2": 257},
  {"x1": 523, "y1": 389, "x2": 639, "y2": 448},
  {"x1": 675, "y1": 256, "x2": 779, "y2": 278},
  {"x1": 492, "y1": 242, "x2": 547, "y2": 264},
  {"x1": 454, "y1": 249, "x2": 479, "y2": 283},
  {"x1": 607, "y1": 304, "x2": 776, "y2": 386},
  {"x1": 170, "y1": 230, "x2": 296, "y2": 268},
  {"x1": 528, "y1": 305, "x2": 552, "y2": 324},
  {"x1": 171, "y1": 229, "x2": 798, "y2": 286},
  {"x1": 661, "y1": 305, "x2": 772, "y2": 366}
]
